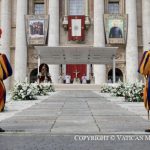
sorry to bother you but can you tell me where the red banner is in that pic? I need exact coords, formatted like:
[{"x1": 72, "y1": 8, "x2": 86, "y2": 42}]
[{"x1": 68, "y1": 16, "x2": 85, "y2": 41}]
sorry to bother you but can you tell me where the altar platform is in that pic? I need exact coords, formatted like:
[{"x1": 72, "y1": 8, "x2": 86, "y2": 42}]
[{"x1": 54, "y1": 84, "x2": 101, "y2": 91}]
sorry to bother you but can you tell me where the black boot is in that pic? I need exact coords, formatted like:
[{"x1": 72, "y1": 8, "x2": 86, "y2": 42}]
[{"x1": 0, "y1": 128, "x2": 5, "y2": 132}]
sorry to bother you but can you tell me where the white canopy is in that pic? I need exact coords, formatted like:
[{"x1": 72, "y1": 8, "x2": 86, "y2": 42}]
[{"x1": 35, "y1": 46, "x2": 117, "y2": 64}]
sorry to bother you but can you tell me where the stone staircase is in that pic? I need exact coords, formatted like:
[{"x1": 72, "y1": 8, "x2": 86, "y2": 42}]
[{"x1": 54, "y1": 84, "x2": 101, "y2": 91}]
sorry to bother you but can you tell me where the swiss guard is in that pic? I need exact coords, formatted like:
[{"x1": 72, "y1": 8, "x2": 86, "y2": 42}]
[
  {"x1": 0, "y1": 28, "x2": 13, "y2": 132},
  {"x1": 0, "y1": 29, "x2": 12, "y2": 112},
  {"x1": 138, "y1": 50, "x2": 150, "y2": 132}
]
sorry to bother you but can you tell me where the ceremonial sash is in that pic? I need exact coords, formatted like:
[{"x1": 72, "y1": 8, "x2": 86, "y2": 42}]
[{"x1": 0, "y1": 53, "x2": 12, "y2": 80}]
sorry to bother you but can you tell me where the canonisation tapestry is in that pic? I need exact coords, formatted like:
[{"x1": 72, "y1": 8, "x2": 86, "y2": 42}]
[
  {"x1": 104, "y1": 14, "x2": 128, "y2": 44},
  {"x1": 25, "y1": 15, "x2": 49, "y2": 45}
]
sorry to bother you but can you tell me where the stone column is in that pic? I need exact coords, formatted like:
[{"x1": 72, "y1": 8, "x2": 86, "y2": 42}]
[
  {"x1": 64, "y1": 0, "x2": 68, "y2": 21},
  {"x1": 126, "y1": 0, "x2": 138, "y2": 83},
  {"x1": 94, "y1": 0, "x2": 106, "y2": 84},
  {"x1": 142, "y1": 0, "x2": 150, "y2": 51},
  {"x1": 48, "y1": 0, "x2": 59, "y2": 83},
  {"x1": 63, "y1": 65, "x2": 66, "y2": 76},
  {"x1": 86, "y1": 64, "x2": 90, "y2": 80},
  {"x1": 85, "y1": 0, "x2": 90, "y2": 25},
  {"x1": 1, "y1": 0, "x2": 11, "y2": 58},
  {"x1": 0, "y1": 0, "x2": 11, "y2": 90},
  {"x1": 14, "y1": 0, "x2": 27, "y2": 82}
]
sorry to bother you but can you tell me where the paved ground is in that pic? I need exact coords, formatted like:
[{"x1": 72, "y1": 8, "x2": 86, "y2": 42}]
[{"x1": 0, "y1": 91, "x2": 150, "y2": 150}]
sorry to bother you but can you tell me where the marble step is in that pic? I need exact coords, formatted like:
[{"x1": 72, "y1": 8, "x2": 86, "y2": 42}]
[{"x1": 54, "y1": 84, "x2": 101, "y2": 91}]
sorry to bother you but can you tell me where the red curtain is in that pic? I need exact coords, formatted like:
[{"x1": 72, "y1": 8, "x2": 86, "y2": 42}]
[{"x1": 66, "y1": 64, "x2": 87, "y2": 80}]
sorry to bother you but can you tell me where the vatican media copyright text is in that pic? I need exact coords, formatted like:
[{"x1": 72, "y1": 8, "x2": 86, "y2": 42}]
[{"x1": 74, "y1": 135, "x2": 150, "y2": 141}]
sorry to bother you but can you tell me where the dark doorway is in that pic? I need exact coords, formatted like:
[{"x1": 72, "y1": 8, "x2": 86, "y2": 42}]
[
  {"x1": 108, "y1": 68, "x2": 123, "y2": 83},
  {"x1": 30, "y1": 68, "x2": 38, "y2": 83}
]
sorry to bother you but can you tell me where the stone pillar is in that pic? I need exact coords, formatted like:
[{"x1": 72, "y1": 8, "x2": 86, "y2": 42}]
[
  {"x1": 126, "y1": 0, "x2": 138, "y2": 83},
  {"x1": 94, "y1": 0, "x2": 106, "y2": 84},
  {"x1": 0, "y1": 0, "x2": 11, "y2": 58},
  {"x1": 142, "y1": 0, "x2": 150, "y2": 51},
  {"x1": 86, "y1": 64, "x2": 90, "y2": 80},
  {"x1": 0, "y1": 0, "x2": 11, "y2": 90},
  {"x1": 85, "y1": 0, "x2": 90, "y2": 25},
  {"x1": 48, "y1": 0, "x2": 59, "y2": 83},
  {"x1": 63, "y1": 64, "x2": 66, "y2": 76},
  {"x1": 14, "y1": 0, "x2": 27, "y2": 82},
  {"x1": 63, "y1": 0, "x2": 68, "y2": 29}
]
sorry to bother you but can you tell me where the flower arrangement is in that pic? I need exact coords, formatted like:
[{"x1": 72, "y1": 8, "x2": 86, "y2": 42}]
[
  {"x1": 123, "y1": 83, "x2": 144, "y2": 102},
  {"x1": 11, "y1": 82, "x2": 55, "y2": 100},
  {"x1": 11, "y1": 82, "x2": 37, "y2": 100},
  {"x1": 100, "y1": 84, "x2": 115, "y2": 93},
  {"x1": 100, "y1": 82, "x2": 144, "y2": 102},
  {"x1": 32, "y1": 82, "x2": 55, "y2": 96},
  {"x1": 112, "y1": 83, "x2": 127, "y2": 97}
]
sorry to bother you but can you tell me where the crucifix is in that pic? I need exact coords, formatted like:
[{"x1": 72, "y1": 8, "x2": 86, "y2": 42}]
[{"x1": 73, "y1": 70, "x2": 80, "y2": 78}]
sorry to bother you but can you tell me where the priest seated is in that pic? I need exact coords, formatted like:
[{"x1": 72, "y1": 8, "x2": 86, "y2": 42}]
[
  {"x1": 81, "y1": 74, "x2": 87, "y2": 84},
  {"x1": 90, "y1": 73, "x2": 95, "y2": 84},
  {"x1": 58, "y1": 73, "x2": 64, "y2": 83},
  {"x1": 65, "y1": 74, "x2": 71, "y2": 84}
]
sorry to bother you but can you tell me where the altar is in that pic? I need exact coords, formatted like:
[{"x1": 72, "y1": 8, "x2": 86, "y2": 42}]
[
  {"x1": 73, "y1": 70, "x2": 80, "y2": 84},
  {"x1": 35, "y1": 46, "x2": 117, "y2": 83}
]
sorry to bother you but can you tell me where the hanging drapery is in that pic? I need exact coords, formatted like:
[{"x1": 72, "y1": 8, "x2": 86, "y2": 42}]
[{"x1": 68, "y1": 16, "x2": 85, "y2": 41}]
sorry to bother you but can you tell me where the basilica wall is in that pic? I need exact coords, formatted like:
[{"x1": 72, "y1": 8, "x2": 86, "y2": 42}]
[
  {"x1": 59, "y1": 0, "x2": 94, "y2": 46},
  {"x1": 0, "y1": 0, "x2": 146, "y2": 84}
]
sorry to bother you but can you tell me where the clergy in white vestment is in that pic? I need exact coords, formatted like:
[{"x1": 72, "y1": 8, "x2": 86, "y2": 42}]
[
  {"x1": 65, "y1": 74, "x2": 71, "y2": 84},
  {"x1": 58, "y1": 73, "x2": 64, "y2": 83},
  {"x1": 90, "y1": 73, "x2": 95, "y2": 84},
  {"x1": 82, "y1": 74, "x2": 87, "y2": 84}
]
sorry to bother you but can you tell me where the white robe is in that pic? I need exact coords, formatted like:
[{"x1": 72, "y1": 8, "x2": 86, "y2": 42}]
[
  {"x1": 65, "y1": 75, "x2": 71, "y2": 84},
  {"x1": 82, "y1": 76, "x2": 87, "y2": 84}
]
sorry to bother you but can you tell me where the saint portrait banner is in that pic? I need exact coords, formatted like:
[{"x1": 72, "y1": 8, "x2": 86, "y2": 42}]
[
  {"x1": 104, "y1": 14, "x2": 128, "y2": 44},
  {"x1": 68, "y1": 16, "x2": 85, "y2": 41},
  {"x1": 25, "y1": 15, "x2": 49, "y2": 45}
]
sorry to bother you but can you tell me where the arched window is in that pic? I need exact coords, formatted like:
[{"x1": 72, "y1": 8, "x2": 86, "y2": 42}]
[
  {"x1": 28, "y1": 0, "x2": 45, "y2": 15},
  {"x1": 30, "y1": 68, "x2": 38, "y2": 83},
  {"x1": 105, "y1": 0, "x2": 125, "y2": 14},
  {"x1": 34, "y1": 3, "x2": 44, "y2": 15},
  {"x1": 69, "y1": 0, "x2": 85, "y2": 15},
  {"x1": 108, "y1": 1, "x2": 119, "y2": 14},
  {"x1": 108, "y1": 68, "x2": 123, "y2": 82}
]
